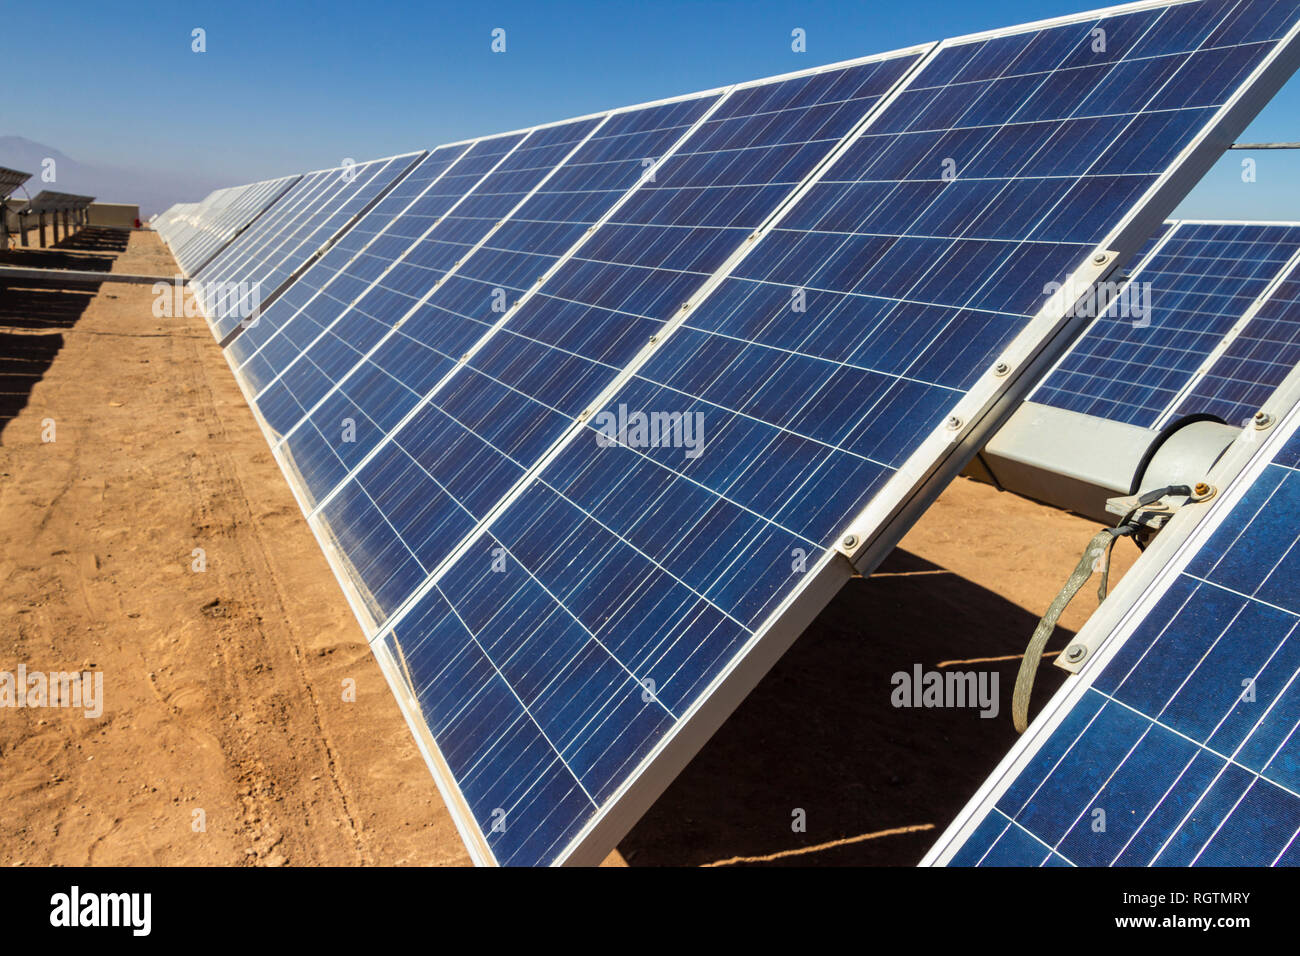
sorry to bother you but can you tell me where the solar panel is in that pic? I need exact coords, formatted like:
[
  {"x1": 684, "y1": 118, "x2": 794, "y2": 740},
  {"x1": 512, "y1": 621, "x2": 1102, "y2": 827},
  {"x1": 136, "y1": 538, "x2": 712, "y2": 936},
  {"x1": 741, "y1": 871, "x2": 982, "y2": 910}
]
[
  {"x1": 196, "y1": 153, "x2": 424, "y2": 341},
  {"x1": 222, "y1": 132, "x2": 532, "y2": 398},
  {"x1": 223, "y1": 144, "x2": 474, "y2": 382},
  {"x1": 1034, "y1": 219, "x2": 1300, "y2": 426},
  {"x1": 294, "y1": 50, "x2": 924, "y2": 621},
  {"x1": 217, "y1": 0, "x2": 1299, "y2": 865},
  {"x1": 926, "y1": 372, "x2": 1300, "y2": 867},
  {"x1": 0, "y1": 166, "x2": 31, "y2": 199},
  {"x1": 163, "y1": 176, "x2": 301, "y2": 276},
  {"x1": 25, "y1": 190, "x2": 95, "y2": 213},
  {"x1": 1171, "y1": 249, "x2": 1300, "y2": 424}
]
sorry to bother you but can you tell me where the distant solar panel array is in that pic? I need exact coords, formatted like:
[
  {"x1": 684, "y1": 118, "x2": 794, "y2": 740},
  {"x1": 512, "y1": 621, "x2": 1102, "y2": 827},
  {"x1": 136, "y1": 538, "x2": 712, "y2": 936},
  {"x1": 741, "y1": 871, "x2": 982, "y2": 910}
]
[
  {"x1": 153, "y1": 0, "x2": 1300, "y2": 865},
  {"x1": 0, "y1": 165, "x2": 30, "y2": 199},
  {"x1": 152, "y1": 176, "x2": 301, "y2": 276}
]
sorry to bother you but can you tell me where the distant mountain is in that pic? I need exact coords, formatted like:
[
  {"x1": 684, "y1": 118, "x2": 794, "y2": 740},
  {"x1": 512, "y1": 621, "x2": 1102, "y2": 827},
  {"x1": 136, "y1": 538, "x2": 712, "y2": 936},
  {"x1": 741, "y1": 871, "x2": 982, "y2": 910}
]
[{"x1": 0, "y1": 136, "x2": 222, "y2": 218}]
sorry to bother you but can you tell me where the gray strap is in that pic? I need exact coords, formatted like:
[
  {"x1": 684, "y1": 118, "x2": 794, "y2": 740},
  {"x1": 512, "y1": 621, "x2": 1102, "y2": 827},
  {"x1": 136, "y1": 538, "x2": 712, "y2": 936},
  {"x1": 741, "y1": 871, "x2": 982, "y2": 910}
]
[{"x1": 1012, "y1": 528, "x2": 1120, "y2": 734}]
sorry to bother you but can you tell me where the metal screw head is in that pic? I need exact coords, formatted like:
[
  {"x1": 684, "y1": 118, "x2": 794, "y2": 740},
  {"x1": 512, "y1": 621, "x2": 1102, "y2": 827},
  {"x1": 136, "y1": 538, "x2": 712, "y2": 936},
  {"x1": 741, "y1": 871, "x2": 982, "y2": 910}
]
[
  {"x1": 993, "y1": 361, "x2": 1010, "y2": 376},
  {"x1": 945, "y1": 415, "x2": 963, "y2": 431},
  {"x1": 578, "y1": 409, "x2": 591, "y2": 421},
  {"x1": 649, "y1": 334, "x2": 659, "y2": 344},
  {"x1": 841, "y1": 534, "x2": 858, "y2": 549},
  {"x1": 1064, "y1": 644, "x2": 1087, "y2": 664},
  {"x1": 1092, "y1": 252, "x2": 1108, "y2": 265},
  {"x1": 1194, "y1": 482, "x2": 1212, "y2": 498},
  {"x1": 1254, "y1": 411, "x2": 1274, "y2": 429}
]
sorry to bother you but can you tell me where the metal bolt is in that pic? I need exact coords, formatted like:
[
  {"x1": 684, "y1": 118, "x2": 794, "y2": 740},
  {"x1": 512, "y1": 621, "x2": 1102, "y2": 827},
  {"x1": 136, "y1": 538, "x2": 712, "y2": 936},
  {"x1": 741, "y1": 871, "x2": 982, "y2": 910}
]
[
  {"x1": 649, "y1": 334, "x2": 659, "y2": 344},
  {"x1": 1254, "y1": 411, "x2": 1274, "y2": 429},
  {"x1": 1064, "y1": 644, "x2": 1087, "y2": 664},
  {"x1": 993, "y1": 361, "x2": 1010, "y2": 376},
  {"x1": 578, "y1": 409, "x2": 591, "y2": 421},
  {"x1": 842, "y1": 534, "x2": 858, "y2": 549},
  {"x1": 1092, "y1": 252, "x2": 1108, "y2": 265},
  {"x1": 1194, "y1": 482, "x2": 1213, "y2": 498},
  {"x1": 945, "y1": 415, "x2": 963, "y2": 431}
]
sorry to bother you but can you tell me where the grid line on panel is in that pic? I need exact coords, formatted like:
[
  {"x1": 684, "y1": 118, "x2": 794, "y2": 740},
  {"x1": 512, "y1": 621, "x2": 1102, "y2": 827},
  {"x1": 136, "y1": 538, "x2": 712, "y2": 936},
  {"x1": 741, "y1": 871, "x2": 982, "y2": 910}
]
[
  {"x1": 199, "y1": 157, "x2": 406, "y2": 338},
  {"x1": 196, "y1": 168, "x2": 339, "y2": 286},
  {"x1": 1168, "y1": 252, "x2": 1300, "y2": 424},
  {"x1": 179, "y1": 176, "x2": 302, "y2": 276},
  {"x1": 265, "y1": 90, "x2": 739, "y2": 502},
  {"x1": 249, "y1": 153, "x2": 430, "y2": 312},
  {"x1": 248, "y1": 116, "x2": 624, "y2": 445},
  {"x1": 228, "y1": 144, "x2": 475, "y2": 377},
  {"x1": 375, "y1": 0, "x2": 1192, "y2": 634},
  {"x1": 308, "y1": 48, "x2": 930, "y2": 639},
  {"x1": 195, "y1": 170, "x2": 351, "y2": 331},
  {"x1": 1034, "y1": 220, "x2": 1300, "y2": 425},
  {"x1": 212, "y1": 154, "x2": 426, "y2": 340},
  {"x1": 231, "y1": 135, "x2": 534, "y2": 391}
]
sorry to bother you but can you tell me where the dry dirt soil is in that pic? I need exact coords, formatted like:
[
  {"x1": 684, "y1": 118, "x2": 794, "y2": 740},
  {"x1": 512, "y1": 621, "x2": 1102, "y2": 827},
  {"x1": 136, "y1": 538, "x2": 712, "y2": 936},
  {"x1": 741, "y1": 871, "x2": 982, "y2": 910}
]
[{"x1": 0, "y1": 230, "x2": 1138, "y2": 866}]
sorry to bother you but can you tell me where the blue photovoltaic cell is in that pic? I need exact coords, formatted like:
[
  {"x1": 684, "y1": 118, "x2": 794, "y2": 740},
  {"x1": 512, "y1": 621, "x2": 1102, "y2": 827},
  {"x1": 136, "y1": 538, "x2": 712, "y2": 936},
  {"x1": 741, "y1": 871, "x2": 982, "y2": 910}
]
[
  {"x1": 230, "y1": 138, "x2": 520, "y2": 392},
  {"x1": 249, "y1": 120, "x2": 602, "y2": 443},
  {"x1": 203, "y1": 154, "x2": 420, "y2": 341},
  {"x1": 1173, "y1": 258, "x2": 1300, "y2": 423},
  {"x1": 228, "y1": 144, "x2": 471, "y2": 381},
  {"x1": 267, "y1": 93, "x2": 723, "y2": 502},
  {"x1": 944, "y1": 420, "x2": 1300, "y2": 866},
  {"x1": 1035, "y1": 220, "x2": 1300, "y2": 426},
  {"x1": 309, "y1": 52, "x2": 923, "y2": 628},
  {"x1": 355, "y1": 0, "x2": 1300, "y2": 865}
]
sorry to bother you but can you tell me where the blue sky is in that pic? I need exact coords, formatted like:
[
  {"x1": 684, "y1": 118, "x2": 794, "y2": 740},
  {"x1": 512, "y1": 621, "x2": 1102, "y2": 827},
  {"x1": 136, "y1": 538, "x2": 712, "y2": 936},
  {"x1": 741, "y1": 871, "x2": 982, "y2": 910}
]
[{"x1": 8, "y1": 0, "x2": 1300, "y2": 219}]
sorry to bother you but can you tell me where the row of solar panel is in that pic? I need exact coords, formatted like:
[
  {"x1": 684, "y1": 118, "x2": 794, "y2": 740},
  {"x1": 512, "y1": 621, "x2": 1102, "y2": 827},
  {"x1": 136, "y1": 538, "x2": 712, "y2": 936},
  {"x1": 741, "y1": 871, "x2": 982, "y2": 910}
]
[
  {"x1": 152, "y1": 0, "x2": 1300, "y2": 865},
  {"x1": 152, "y1": 176, "x2": 302, "y2": 276}
]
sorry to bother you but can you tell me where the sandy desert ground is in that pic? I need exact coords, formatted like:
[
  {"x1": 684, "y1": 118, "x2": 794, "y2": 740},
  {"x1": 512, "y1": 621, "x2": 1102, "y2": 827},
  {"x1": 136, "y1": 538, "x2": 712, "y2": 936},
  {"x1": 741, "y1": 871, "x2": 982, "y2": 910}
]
[{"x1": 0, "y1": 229, "x2": 1138, "y2": 866}]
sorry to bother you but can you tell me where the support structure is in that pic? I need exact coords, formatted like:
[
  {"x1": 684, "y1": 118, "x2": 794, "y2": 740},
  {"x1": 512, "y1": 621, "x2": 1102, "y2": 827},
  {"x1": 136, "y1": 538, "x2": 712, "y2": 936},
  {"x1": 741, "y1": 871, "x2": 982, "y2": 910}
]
[{"x1": 964, "y1": 402, "x2": 1241, "y2": 525}]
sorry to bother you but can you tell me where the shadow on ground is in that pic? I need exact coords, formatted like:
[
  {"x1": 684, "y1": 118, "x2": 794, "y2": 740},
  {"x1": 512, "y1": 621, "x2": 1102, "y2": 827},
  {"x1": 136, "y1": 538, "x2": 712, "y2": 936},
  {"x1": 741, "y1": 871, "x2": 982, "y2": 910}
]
[
  {"x1": 620, "y1": 548, "x2": 1072, "y2": 866},
  {"x1": 0, "y1": 277, "x2": 102, "y2": 432},
  {"x1": 53, "y1": 227, "x2": 131, "y2": 254}
]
